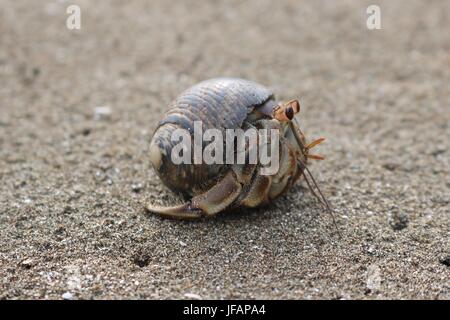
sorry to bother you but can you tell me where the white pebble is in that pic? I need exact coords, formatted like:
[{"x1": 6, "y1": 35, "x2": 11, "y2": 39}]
[
  {"x1": 184, "y1": 293, "x2": 202, "y2": 300},
  {"x1": 94, "y1": 106, "x2": 112, "y2": 120},
  {"x1": 62, "y1": 292, "x2": 74, "y2": 300}
]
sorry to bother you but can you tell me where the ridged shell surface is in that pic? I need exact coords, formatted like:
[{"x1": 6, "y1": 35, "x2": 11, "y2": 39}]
[
  {"x1": 158, "y1": 78, "x2": 274, "y2": 132},
  {"x1": 150, "y1": 78, "x2": 274, "y2": 195}
]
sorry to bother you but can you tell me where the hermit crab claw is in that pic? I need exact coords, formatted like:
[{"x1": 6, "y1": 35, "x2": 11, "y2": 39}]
[
  {"x1": 146, "y1": 202, "x2": 203, "y2": 219},
  {"x1": 147, "y1": 171, "x2": 242, "y2": 219}
]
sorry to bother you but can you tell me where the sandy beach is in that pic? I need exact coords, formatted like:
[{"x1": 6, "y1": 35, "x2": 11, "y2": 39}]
[{"x1": 0, "y1": 0, "x2": 449, "y2": 299}]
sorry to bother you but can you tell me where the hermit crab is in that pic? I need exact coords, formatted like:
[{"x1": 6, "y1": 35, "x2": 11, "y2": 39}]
[{"x1": 147, "y1": 78, "x2": 337, "y2": 227}]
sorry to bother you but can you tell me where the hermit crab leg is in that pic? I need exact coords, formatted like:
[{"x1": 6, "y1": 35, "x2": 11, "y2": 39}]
[
  {"x1": 297, "y1": 158, "x2": 342, "y2": 238},
  {"x1": 146, "y1": 203, "x2": 203, "y2": 219},
  {"x1": 147, "y1": 171, "x2": 242, "y2": 219},
  {"x1": 287, "y1": 118, "x2": 341, "y2": 237}
]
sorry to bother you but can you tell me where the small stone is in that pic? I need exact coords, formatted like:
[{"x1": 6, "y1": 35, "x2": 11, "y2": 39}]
[
  {"x1": 54, "y1": 226, "x2": 66, "y2": 236},
  {"x1": 62, "y1": 206, "x2": 74, "y2": 215},
  {"x1": 21, "y1": 258, "x2": 34, "y2": 269},
  {"x1": 439, "y1": 255, "x2": 450, "y2": 267},
  {"x1": 131, "y1": 183, "x2": 143, "y2": 193},
  {"x1": 132, "y1": 252, "x2": 150, "y2": 268},
  {"x1": 431, "y1": 148, "x2": 445, "y2": 157},
  {"x1": 179, "y1": 241, "x2": 187, "y2": 247},
  {"x1": 94, "y1": 106, "x2": 112, "y2": 120},
  {"x1": 184, "y1": 293, "x2": 202, "y2": 300},
  {"x1": 382, "y1": 163, "x2": 398, "y2": 171},
  {"x1": 62, "y1": 292, "x2": 74, "y2": 300},
  {"x1": 94, "y1": 171, "x2": 106, "y2": 182},
  {"x1": 81, "y1": 128, "x2": 91, "y2": 136},
  {"x1": 389, "y1": 212, "x2": 409, "y2": 231},
  {"x1": 431, "y1": 195, "x2": 449, "y2": 205}
]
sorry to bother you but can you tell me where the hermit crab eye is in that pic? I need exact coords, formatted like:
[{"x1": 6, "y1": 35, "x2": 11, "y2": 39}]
[{"x1": 285, "y1": 107, "x2": 294, "y2": 120}]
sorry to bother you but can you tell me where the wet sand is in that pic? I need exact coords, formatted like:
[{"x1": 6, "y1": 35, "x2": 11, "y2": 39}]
[{"x1": 0, "y1": 0, "x2": 449, "y2": 299}]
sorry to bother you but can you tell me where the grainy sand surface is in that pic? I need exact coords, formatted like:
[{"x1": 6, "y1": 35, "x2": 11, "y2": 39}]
[{"x1": 0, "y1": 0, "x2": 449, "y2": 299}]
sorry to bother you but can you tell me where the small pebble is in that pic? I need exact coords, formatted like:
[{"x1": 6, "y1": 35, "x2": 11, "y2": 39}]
[
  {"x1": 184, "y1": 293, "x2": 202, "y2": 300},
  {"x1": 94, "y1": 106, "x2": 112, "y2": 120},
  {"x1": 440, "y1": 255, "x2": 450, "y2": 267},
  {"x1": 389, "y1": 212, "x2": 409, "y2": 231},
  {"x1": 382, "y1": 163, "x2": 398, "y2": 171},
  {"x1": 62, "y1": 292, "x2": 74, "y2": 300},
  {"x1": 81, "y1": 128, "x2": 91, "y2": 136},
  {"x1": 179, "y1": 241, "x2": 187, "y2": 247},
  {"x1": 21, "y1": 258, "x2": 34, "y2": 269},
  {"x1": 431, "y1": 195, "x2": 449, "y2": 205},
  {"x1": 131, "y1": 183, "x2": 143, "y2": 193}
]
